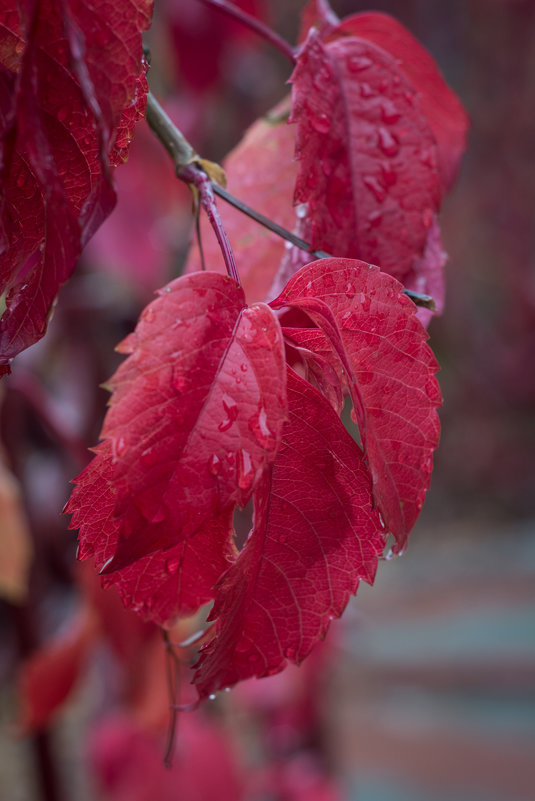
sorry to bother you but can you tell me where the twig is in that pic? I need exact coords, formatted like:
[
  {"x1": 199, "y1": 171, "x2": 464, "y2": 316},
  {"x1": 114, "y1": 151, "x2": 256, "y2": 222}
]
[{"x1": 199, "y1": 0, "x2": 296, "y2": 63}]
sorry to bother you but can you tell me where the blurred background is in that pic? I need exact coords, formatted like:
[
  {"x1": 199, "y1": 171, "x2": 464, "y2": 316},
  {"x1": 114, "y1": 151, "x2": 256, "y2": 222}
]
[{"x1": 1, "y1": 1, "x2": 534, "y2": 800}]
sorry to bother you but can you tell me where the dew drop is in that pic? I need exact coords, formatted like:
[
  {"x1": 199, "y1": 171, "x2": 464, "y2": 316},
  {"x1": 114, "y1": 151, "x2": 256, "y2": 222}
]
[
  {"x1": 57, "y1": 107, "x2": 69, "y2": 123},
  {"x1": 112, "y1": 436, "x2": 127, "y2": 460},
  {"x1": 209, "y1": 694, "x2": 216, "y2": 701},
  {"x1": 248, "y1": 406, "x2": 274, "y2": 449},
  {"x1": 218, "y1": 394, "x2": 239, "y2": 432},
  {"x1": 363, "y1": 175, "x2": 386, "y2": 203},
  {"x1": 359, "y1": 292, "x2": 371, "y2": 313},
  {"x1": 321, "y1": 158, "x2": 333, "y2": 176},
  {"x1": 311, "y1": 112, "x2": 331, "y2": 134},
  {"x1": 377, "y1": 127, "x2": 400, "y2": 157},
  {"x1": 296, "y1": 203, "x2": 307, "y2": 219},
  {"x1": 208, "y1": 453, "x2": 221, "y2": 476},
  {"x1": 284, "y1": 647, "x2": 296, "y2": 660},
  {"x1": 15, "y1": 172, "x2": 26, "y2": 188},
  {"x1": 237, "y1": 449, "x2": 255, "y2": 491},
  {"x1": 360, "y1": 82, "x2": 374, "y2": 98},
  {"x1": 140, "y1": 447, "x2": 159, "y2": 468},
  {"x1": 240, "y1": 362, "x2": 248, "y2": 372},
  {"x1": 142, "y1": 306, "x2": 155, "y2": 323},
  {"x1": 367, "y1": 210, "x2": 382, "y2": 229},
  {"x1": 381, "y1": 100, "x2": 401, "y2": 124},
  {"x1": 420, "y1": 148, "x2": 437, "y2": 170},
  {"x1": 166, "y1": 557, "x2": 180, "y2": 575},
  {"x1": 346, "y1": 54, "x2": 372, "y2": 72}
]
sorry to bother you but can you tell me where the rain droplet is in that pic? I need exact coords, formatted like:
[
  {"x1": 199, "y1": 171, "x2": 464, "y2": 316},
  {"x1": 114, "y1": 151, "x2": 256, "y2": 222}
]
[
  {"x1": 346, "y1": 54, "x2": 372, "y2": 72},
  {"x1": 296, "y1": 203, "x2": 307, "y2": 219},
  {"x1": 380, "y1": 161, "x2": 397, "y2": 187},
  {"x1": 208, "y1": 454, "x2": 221, "y2": 476},
  {"x1": 240, "y1": 363, "x2": 248, "y2": 372},
  {"x1": 140, "y1": 447, "x2": 159, "y2": 467},
  {"x1": 360, "y1": 82, "x2": 374, "y2": 98},
  {"x1": 311, "y1": 112, "x2": 331, "y2": 134},
  {"x1": 420, "y1": 148, "x2": 437, "y2": 170},
  {"x1": 218, "y1": 395, "x2": 239, "y2": 432},
  {"x1": 377, "y1": 127, "x2": 400, "y2": 157},
  {"x1": 237, "y1": 449, "x2": 255, "y2": 491},
  {"x1": 284, "y1": 647, "x2": 296, "y2": 660},
  {"x1": 248, "y1": 407, "x2": 274, "y2": 449},
  {"x1": 209, "y1": 694, "x2": 216, "y2": 700},
  {"x1": 142, "y1": 306, "x2": 155, "y2": 323},
  {"x1": 363, "y1": 175, "x2": 386, "y2": 203},
  {"x1": 112, "y1": 436, "x2": 127, "y2": 460},
  {"x1": 16, "y1": 172, "x2": 26, "y2": 188},
  {"x1": 166, "y1": 557, "x2": 180, "y2": 575},
  {"x1": 367, "y1": 210, "x2": 382, "y2": 229},
  {"x1": 381, "y1": 100, "x2": 401, "y2": 124}
]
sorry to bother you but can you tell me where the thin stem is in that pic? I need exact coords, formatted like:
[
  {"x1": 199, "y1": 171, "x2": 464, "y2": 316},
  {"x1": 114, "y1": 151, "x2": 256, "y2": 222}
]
[
  {"x1": 163, "y1": 630, "x2": 179, "y2": 769},
  {"x1": 213, "y1": 184, "x2": 330, "y2": 260},
  {"x1": 199, "y1": 0, "x2": 296, "y2": 63},
  {"x1": 181, "y1": 165, "x2": 240, "y2": 284}
]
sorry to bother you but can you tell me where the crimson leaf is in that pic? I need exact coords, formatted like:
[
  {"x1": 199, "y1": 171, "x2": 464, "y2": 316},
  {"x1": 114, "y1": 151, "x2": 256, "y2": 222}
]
[
  {"x1": 271, "y1": 259, "x2": 441, "y2": 549},
  {"x1": 67, "y1": 271, "x2": 287, "y2": 581},
  {"x1": 289, "y1": 27, "x2": 441, "y2": 288},
  {"x1": 0, "y1": 0, "x2": 152, "y2": 373},
  {"x1": 193, "y1": 367, "x2": 386, "y2": 698}
]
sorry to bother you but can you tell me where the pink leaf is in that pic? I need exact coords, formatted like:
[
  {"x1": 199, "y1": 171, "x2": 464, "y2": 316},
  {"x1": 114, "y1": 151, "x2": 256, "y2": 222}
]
[
  {"x1": 0, "y1": 0, "x2": 152, "y2": 373},
  {"x1": 271, "y1": 259, "x2": 441, "y2": 549},
  {"x1": 193, "y1": 368, "x2": 386, "y2": 698}
]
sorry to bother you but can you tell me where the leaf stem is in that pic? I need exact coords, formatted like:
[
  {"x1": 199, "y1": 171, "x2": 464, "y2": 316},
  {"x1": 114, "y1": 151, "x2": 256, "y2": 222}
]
[
  {"x1": 146, "y1": 94, "x2": 240, "y2": 284},
  {"x1": 198, "y1": 0, "x2": 296, "y2": 63}
]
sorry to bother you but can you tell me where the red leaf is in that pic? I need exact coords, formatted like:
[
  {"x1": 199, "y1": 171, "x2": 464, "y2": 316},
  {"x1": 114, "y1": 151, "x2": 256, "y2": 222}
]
[
  {"x1": 0, "y1": 0, "x2": 152, "y2": 373},
  {"x1": 331, "y1": 11, "x2": 469, "y2": 192},
  {"x1": 193, "y1": 368, "x2": 386, "y2": 698},
  {"x1": 66, "y1": 272, "x2": 287, "y2": 621},
  {"x1": 271, "y1": 259, "x2": 441, "y2": 549},
  {"x1": 288, "y1": 27, "x2": 441, "y2": 289}
]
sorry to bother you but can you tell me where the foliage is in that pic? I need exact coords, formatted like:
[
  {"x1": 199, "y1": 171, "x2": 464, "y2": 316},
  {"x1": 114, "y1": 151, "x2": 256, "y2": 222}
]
[{"x1": 1, "y1": 0, "x2": 467, "y2": 709}]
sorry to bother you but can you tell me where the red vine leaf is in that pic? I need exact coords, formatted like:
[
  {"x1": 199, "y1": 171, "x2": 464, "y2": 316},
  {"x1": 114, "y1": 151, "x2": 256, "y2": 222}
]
[
  {"x1": 193, "y1": 368, "x2": 386, "y2": 698},
  {"x1": 331, "y1": 11, "x2": 469, "y2": 192},
  {"x1": 289, "y1": 27, "x2": 441, "y2": 288},
  {"x1": 67, "y1": 271, "x2": 287, "y2": 579},
  {"x1": 0, "y1": 0, "x2": 152, "y2": 374},
  {"x1": 271, "y1": 259, "x2": 441, "y2": 549}
]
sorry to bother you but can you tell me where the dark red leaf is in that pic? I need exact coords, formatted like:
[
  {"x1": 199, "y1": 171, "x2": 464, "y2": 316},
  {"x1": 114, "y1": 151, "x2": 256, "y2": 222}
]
[
  {"x1": 288, "y1": 27, "x2": 441, "y2": 290},
  {"x1": 331, "y1": 11, "x2": 469, "y2": 192},
  {"x1": 0, "y1": 0, "x2": 152, "y2": 373},
  {"x1": 193, "y1": 368, "x2": 386, "y2": 698},
  {"x1": 66, "y1": 271, "x2": 287, "y2": 621},
  {"x1": 271, "y1": 259, "x2": 441, "y2": 549}
]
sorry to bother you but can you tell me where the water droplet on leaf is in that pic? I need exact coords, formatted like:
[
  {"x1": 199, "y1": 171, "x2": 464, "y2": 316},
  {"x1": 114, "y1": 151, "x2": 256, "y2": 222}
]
[
  {"x1": 377, "y1": 127, "x2": 400, "y2": 157},
  {"x1": 346, "y1": 55, "x2": 372, "y2": 72}
]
